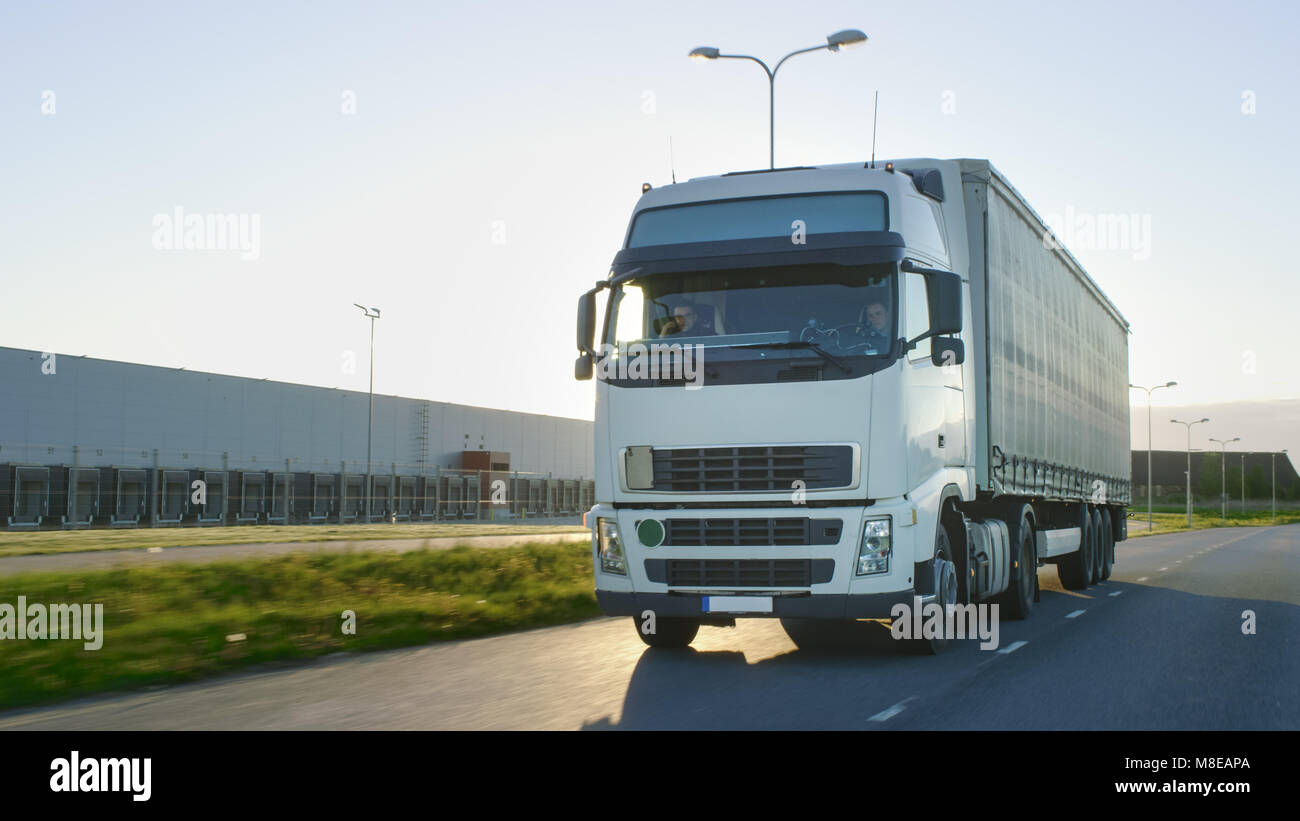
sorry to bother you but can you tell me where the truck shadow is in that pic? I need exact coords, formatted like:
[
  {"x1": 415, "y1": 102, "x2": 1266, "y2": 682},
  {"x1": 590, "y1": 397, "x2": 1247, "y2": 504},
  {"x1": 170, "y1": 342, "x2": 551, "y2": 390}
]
[
  {"x1": 582, "y1": 620, "x2": 981, "y2": 730},
  {"x1": 582, "y1": 582, "x2": 1300, "y2": 730}
]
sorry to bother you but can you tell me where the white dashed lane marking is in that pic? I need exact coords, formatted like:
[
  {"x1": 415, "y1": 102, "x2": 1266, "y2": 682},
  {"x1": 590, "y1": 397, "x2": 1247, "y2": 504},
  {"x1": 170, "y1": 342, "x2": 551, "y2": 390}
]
[
  {"x1": 1066, "y1": 610, "x2": 1086, "y2": 619},
  {"x1": 997, "y1": 640, "x2": 1027, "y2": 655},
  {"x1": 868, "y1": 698, "x2": 914, "y2": 723}
]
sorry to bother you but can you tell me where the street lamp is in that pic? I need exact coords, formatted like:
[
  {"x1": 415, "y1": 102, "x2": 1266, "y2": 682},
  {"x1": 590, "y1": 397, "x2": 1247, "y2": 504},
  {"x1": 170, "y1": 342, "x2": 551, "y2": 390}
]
[
  {"x1": 354, "y1": 304, "x2": 381, "y2": 524},
  {"x1": 1208, "y1": 436, "x2": 1240, "y2": 523},
  {"x1": 689, "y1": 29, "x2": 868, "y2": 169},
  {"x1": 1130, "y1": 381, "x2": 1177, "y2": 532},
  {"x1": 1274, "y1": 449, "x2": 1288, "y2": 523},
  {"x1": 1171, "y1": 418, "x2": 1209, "y2": 528}
]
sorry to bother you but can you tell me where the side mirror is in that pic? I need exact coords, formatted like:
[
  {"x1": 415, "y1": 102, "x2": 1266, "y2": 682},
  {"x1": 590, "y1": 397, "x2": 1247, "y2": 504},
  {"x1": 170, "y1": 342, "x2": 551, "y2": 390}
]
[
  {"x1": 926, "y1": 270, "x2": 962, "y2": 335},
  {"x1": 931, "y1": 337, "x2": 964, "y2": 367},
  {"x1": 576, "y1": 291, "x2": 597, "y2": 356},
  {"x1": 901, "y1": 259, "x2": 963, "y2": 336},
  {"x1": 575, "y1": 353, "x2": 594, "y2": 381}
]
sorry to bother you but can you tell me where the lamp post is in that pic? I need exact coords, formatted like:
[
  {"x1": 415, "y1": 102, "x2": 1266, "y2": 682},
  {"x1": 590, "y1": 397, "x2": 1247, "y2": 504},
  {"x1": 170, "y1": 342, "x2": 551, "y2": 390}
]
[
  {"x1": 354, "y1": 304, "x2": 381, "y2": 524},
  {"x1": 1171, "y1": 418, "x2": 1208, "y2": 528},
  {"x1": 1274, "y1": 449, "x2": 1288, "y2": 523},
  {"x1": 1130, "y1": 381, "x2": 1177, "y2": 531},
  {"x1": 690, "y1": 29, "x2": 868, "y2": 169},
  {"x1": 1208, "y1": 436, "x2": 1239, "y2": 523}
]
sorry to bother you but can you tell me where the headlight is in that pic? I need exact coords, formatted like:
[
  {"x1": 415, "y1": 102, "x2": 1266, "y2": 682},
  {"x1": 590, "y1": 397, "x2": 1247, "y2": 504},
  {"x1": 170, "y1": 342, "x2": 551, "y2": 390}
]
[
  {"x1": 857, "y1": 517, "x2": 891, "y2": 575},
  {"x1": 597, "y1": 517, "x2": 626, "y2": 575}
]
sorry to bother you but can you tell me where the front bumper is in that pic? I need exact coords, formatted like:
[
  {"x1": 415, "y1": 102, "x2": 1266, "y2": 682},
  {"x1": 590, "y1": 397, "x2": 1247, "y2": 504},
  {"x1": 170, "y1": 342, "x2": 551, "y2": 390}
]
[
  {"x1": 596, "y1": 589, "x2": 916, "y2": 620},
  {"x1": 588, "y1": 499, "x2": 922, "y2": 613}
]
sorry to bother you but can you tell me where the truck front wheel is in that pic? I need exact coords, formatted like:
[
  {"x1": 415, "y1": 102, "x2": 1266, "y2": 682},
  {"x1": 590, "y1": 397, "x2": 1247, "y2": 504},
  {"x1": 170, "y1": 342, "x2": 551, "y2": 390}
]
[{"x1": 634, "y1": 617, "x2": 700, "y2": 648}]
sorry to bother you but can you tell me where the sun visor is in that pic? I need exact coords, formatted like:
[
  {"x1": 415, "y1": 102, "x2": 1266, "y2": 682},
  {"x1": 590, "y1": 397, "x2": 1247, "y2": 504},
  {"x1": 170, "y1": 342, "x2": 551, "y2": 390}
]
[{"x1": 610, "y1": 231, "x2": 905, "y2": 281}]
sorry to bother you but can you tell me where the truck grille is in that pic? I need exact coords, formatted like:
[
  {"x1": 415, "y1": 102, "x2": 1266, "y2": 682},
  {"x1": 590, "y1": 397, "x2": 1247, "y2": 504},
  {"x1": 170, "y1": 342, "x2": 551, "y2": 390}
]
[
  {"x1": 650, "y1": 446, "x2": 852, "y2": 492},
  {"x1": 645, "y1": 559, "x2": 834, "y2": 588},
  {"x1": 662, "y1": 518, "x2": 842, "y2": 546}
]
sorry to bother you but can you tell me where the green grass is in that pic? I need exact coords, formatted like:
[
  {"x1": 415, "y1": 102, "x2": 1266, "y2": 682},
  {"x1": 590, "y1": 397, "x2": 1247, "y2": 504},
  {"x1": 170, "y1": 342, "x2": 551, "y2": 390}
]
[
  {"x1": 0, "y1": 522, "x2": 588, "y2": 558},
  {"x1": 0, "y1": 542, "x2": 599, "y2": 709},
  {"x1": 1127, "y1": 508, "x2": 1300, "y2": 537}
]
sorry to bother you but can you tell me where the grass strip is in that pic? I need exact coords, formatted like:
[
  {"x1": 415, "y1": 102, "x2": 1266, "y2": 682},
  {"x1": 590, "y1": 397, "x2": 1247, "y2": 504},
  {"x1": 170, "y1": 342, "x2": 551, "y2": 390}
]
[
  {"x1": 1127, "y1": 509, "x2": 1300, "y2": 537},
  {"x1": 0, "y1": 542, "x2": 598, "y2": 710}
]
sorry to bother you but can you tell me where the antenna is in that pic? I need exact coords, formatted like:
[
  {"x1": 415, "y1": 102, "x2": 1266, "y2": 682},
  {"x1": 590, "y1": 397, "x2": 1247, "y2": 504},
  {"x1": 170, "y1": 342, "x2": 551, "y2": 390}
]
[
  {"x1": 669, "y1": 136, "x2": 677, "y2": 184},
  {"x1": 870, "y1": 90, "x2": 879, "y2": 169}
]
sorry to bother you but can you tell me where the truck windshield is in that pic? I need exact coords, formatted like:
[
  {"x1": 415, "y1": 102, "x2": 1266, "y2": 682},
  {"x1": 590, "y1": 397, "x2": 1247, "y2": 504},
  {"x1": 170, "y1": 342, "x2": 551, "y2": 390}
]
[{"x1": 604, "y1": 262, "x2": 897, "y2": 360}]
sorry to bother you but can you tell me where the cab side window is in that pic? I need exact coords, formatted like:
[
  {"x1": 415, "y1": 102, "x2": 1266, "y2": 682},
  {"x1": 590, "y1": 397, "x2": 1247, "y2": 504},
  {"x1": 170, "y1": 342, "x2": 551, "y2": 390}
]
[{"x1": 904, "y1": 272, "x2": 931, "y2": 362}]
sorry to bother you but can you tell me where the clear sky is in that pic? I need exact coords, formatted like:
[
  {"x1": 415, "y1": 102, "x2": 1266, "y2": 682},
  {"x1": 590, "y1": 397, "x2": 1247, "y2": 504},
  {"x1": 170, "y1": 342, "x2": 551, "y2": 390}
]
[{"x1": 3, "y1": 0, "x2": 1298, "y2": 457}]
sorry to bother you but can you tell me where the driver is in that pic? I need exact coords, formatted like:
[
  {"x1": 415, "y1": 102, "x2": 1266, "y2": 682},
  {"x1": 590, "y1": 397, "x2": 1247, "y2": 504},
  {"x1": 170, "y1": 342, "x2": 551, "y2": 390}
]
[
  {"x1": 858, "y1": 299, "x2": 892, "y2": 350},
  {"x1": 659, "y1": 301, "x2": 713, "y2": 337}
]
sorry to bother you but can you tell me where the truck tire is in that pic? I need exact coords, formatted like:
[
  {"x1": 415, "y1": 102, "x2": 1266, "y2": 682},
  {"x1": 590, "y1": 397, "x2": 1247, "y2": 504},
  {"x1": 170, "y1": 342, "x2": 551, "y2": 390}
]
[
  {"x1": 634, "y1": 617, "x2": 699, "y2": 648},
  {"x1": 995, "y1": 507, "x2": 1036, "y2": 620},
  {"x1": 1058, "y1": 506, "x2": 1093, "y2": 590},
  {"x1": 1099, "y1": 508, "x2": 1114, "y2": 580},
  {"x1": 910, "y1": 527, "x2": 958, "y2": 654},
  {"x1": 1088, "y1": 509, "x2": 1102, "y2": 585}
]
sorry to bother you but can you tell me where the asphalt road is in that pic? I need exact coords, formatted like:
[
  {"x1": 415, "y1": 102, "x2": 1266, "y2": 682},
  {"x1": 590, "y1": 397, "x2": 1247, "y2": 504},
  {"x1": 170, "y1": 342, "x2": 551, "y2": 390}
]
[{"x1": 1, "y1": 525, "x2": 1295, "y2": 730}]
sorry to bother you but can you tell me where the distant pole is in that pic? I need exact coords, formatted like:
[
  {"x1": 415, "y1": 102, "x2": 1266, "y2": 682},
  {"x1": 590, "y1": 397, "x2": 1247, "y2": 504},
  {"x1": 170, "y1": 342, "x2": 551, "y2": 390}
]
[
  {"x1": 355, "y1": 304, "x2": 381, "y2": 524},
  {"x1": 1209, "y1": 436, "x2": 1239, "y2": 523},
  {"x1": 1131, "y1": 382, "x2": 1176, "y2": 532},
  {"x1": 1172, "y1": 418, "x2": 1208, "y2": 528},
  {"x1": 1273, "y1": 449, "x2": 1286, "y2": 523},
  {"x1": 1241, "y1": 453, "x2": 1246, "y2": 514}
]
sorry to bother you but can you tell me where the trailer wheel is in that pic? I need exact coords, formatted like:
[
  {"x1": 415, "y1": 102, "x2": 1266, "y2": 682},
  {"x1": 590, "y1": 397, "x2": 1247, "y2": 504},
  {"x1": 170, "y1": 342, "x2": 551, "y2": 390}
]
[
  {"x1": 1099, "y1": 509, "x2": 1114, "y2": 580},
  {"x1": 996, "y1": 507, "x2": 1036, "y2": 620},
  {"x1": 1088, "y1": 509, "x2": 1103, "y2": 585},
  {"x1": 634, "y1": 617, "x2": 699, "y2": 649},
  {"x1": 1058, "y1": 506, "x2": 1093, "y2": 590}
]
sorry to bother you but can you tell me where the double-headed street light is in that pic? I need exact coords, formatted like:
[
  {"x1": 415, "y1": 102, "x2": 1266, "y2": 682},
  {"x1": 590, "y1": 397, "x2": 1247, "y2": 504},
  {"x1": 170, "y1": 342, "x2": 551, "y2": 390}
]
[
  {"x1": 1208, "y1": 436, "x2": 1240, "y2": 523},
  {"x1": 1171, "y1": 418, "x2": 1209, "y2": 528},
  {"x1": 1131, "y1": 381, "x2": 1177, "y2": 531},
  {"x1": 690, "y1": 29, "x2": 868, "y2": 170},
  {"x1": 354, "y1": 304, "x2": 381, "y2": 523}
]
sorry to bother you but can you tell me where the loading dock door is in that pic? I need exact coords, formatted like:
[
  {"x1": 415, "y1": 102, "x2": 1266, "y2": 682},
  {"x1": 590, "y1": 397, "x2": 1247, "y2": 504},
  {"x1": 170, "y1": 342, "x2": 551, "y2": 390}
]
[
  {"x1": 200, "y1": 471, "x2": 227, "y2": 524},
  {"x1": 9, "y1": 467, "x2": 51, "y2": 529},
  {"x1": 64, "y1": 468, "x2": 100, "y2": 528}
]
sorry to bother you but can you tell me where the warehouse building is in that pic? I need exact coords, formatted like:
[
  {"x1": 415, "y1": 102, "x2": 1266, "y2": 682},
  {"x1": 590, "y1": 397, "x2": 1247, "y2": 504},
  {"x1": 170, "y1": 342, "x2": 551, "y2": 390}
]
[{"x1": 0, "y1": 346, "x2": 594, "y2": 529}]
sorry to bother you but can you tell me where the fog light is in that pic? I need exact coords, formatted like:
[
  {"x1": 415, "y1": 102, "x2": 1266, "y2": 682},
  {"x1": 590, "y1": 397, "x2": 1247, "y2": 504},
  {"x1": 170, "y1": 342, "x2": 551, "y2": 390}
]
[
  {"x1": 857, "y1": 517, "x2": 891, "y2": 575},
  {"x1": 597, "y1": 517, "x2": 626, "y2": 575}
]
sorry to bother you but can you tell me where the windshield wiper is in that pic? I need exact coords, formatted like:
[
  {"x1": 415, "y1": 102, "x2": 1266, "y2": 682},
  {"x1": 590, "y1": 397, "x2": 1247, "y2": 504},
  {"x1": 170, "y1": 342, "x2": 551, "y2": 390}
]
[{"x1": 733, "y1": 340, "x2": 852, "y2": 374}]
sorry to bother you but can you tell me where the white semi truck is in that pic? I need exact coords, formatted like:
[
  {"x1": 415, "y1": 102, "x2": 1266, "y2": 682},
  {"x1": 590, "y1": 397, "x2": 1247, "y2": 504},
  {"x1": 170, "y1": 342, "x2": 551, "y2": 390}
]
[{"x1": 575, "y1": 158, "x2": 1130, "y2": 651}]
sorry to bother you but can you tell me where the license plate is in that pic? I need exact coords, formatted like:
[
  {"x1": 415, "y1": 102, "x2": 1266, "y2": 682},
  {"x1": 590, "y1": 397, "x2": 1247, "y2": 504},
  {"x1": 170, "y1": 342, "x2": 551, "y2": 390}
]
[{"x1": 702, "y1": 595, "x2": 773, "y2": 614}]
